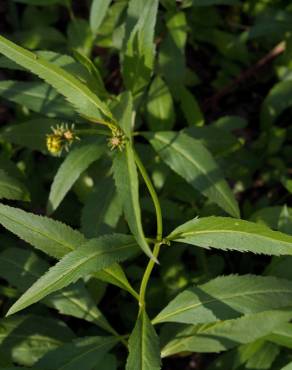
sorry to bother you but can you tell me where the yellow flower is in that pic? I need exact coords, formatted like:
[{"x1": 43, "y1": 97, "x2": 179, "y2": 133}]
[{"x1": 46, "y1": 134, "x2": 63, "y2": 155}]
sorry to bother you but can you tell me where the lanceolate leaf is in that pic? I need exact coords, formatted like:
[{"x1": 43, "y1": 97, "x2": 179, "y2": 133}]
[
  {"x1": 126, "y1": 310, "x2": 161, "y2": 370},
  {"x1": 0, "y1": 203, "x2": 85, "y2": 259},
  {"x1": 36, "y1": 336, "x2": 117, "y2": 370},
  {"x1": 0, "y1": 248, "x2": 115, "y2": 333},
  {"x1": 112, "y1": 92, "x2": 154, "y2": 260},
  {"x1": 0, "y1": 170, "x2": 30, "y2": 201},
  {"x1": 47, "y1": 139, "x2": 106, "y2": 214},
  {"x1": 0, "y1": 203, "x2": 135, "y2": 309},
  {"x1": 145, "y1": 131, "x2": 239, "y2": 218},
  {"x1": 0, "y1": 35, "x2": 113, "y2": 124},
  {"x1": 168, "y1": 216, "x2": 292, "y2": 255},
  {"x1": 161, "y1": 310, "x2": 292, "y2": 357},
  {"x1": 7, "y1": 234, "x2": 138, "y2": 315},
  {"x1": 153, "y1": 275, "x2": 292, "y2": 325}
]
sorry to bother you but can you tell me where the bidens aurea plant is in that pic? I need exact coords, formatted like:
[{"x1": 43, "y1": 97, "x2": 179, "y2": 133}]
[{"x1": 1, "y1": 0, "x2": 292, "y2": 369}]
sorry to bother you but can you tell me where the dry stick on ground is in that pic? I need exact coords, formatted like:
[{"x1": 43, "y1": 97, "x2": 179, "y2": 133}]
[{"x1": 203, "y1": 41, "x2": 286, "y2": 112}]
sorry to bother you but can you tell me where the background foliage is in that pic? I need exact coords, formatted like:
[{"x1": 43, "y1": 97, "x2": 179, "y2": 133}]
[{"x1": 1, "y1": 0, "x2": 292, "y2": 369}]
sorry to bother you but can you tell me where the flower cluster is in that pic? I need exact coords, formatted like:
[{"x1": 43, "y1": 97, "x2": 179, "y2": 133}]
[
  {"x1": 46, "y1": 124, "x2": 79, "y2": 156},
  {"x1": 107, "y1": 127, "x2": 127, "y2": 152}
]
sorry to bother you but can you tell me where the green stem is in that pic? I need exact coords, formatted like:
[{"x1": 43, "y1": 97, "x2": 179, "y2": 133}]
[
  {"x1": 138, "y1": 242, "x2": 161, "y2": 310},
  {"x1": 134, "y1": 150, "x2": 163, "y2": 240},
  {"x1": 134, "y1": 150, "x2": 163, "y2": 310}
]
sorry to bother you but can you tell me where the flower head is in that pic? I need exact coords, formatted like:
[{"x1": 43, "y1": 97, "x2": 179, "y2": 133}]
[
  {"x1": 108, "y1": 127, "x2": 127, "y2": 152},
  {"x1": 46, "y1": 123, "x2": 79, "y2": 156}
]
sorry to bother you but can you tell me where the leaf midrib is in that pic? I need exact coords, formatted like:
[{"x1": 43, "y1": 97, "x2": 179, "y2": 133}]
[
  {"x1": 153, "y1": 287, "x2": 292, "y2": 324},
  {"x1": 0, "y1": 208, "x2": 76, "y2": 256},
  {"x1": 12, "y1": 241, "x2": 137, "y2": 312},
  {"x1": 172, "y1": 228, "x2": 292, "y2": 247}
]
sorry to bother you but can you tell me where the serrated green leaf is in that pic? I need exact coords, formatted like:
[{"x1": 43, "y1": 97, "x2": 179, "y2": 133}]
[
  {"x1": 90, "y1": 0, "x2": 112, "y2": 36},
  {"x1": 0, "y1": 170, "x2": 30, "y2": 201},
  {"x1": 0, "y1": 315, "x2": 74, "y2": 366},
  {"x1": 36, "y1": 336, "x2": 117, "y2": 370},
  {"x1": 0, "y1": 80, "x2": 74, "y2": 119},
  {"x1": 0, "y1": 50, "x2": 100, "y2": 90},
  {"x1": 0, "y1": 35, "x2": 113, "y2": 124},
  {"x1": 47, "y1": 139, "x2": 106, "y2": 214},
  {"x1": 6, "y1": 234, "x2": 138, "y2": 315},
  {"x1": 153, "y1": 275, "x2": 292, "y2": 325},
  {"x1": 161, "y1": 310, "x2": 292, "y2": 357},
  {"x1": 112, "y1": 93, "x2": 153, "y2": 259},
  {"x1": 0, "y1": 203, "x2": 86, "y2": 259},
  {"x1": 168, "y1": 216, "x2": 292, "y2": 255},
  {"x1": 126, "y1": 310, "x2": 161, "y2": 370},
  {"x1": 122, "y1": 0, "x2": 159, "y2": 94},
  {"x1": 0, "y1": 248, "x2": 115, "y2": 333},
  {"x1": 145, "y1": 131, "x2": 239, "y2": 217}
]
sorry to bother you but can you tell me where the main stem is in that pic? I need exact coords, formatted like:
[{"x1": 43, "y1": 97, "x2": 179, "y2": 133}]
[{"x1": 134, "y1": 150, "x2": 163, "y2": 310}]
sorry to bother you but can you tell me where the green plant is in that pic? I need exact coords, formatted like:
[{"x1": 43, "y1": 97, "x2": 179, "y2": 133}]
[{"x1": 1, "y1": 1, "x2": 292, "y2": 369}]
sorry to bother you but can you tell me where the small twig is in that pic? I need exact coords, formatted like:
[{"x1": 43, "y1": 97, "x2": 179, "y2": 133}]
[{"x1": 203, "y1": 41, "x2": 286, "y2": 112}]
